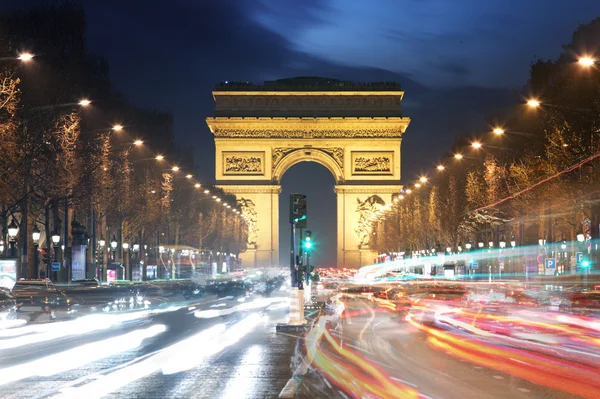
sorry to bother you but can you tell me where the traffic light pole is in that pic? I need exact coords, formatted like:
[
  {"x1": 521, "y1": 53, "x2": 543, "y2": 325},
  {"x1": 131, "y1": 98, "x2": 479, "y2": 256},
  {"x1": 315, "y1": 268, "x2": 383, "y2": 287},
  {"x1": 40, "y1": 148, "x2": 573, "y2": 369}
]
[
  {"x1": 290, "y1": 222, "x2": 298, "y2": 288},
  {"x1": 277, "y1": 194, "x2": 308, "y2": 330}
]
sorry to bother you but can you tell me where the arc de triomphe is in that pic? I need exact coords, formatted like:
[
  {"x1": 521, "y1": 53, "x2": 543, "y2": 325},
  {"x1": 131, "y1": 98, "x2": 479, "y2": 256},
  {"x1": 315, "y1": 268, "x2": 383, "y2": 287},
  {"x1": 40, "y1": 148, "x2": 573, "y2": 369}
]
[{"x1": 206, "y1": 77, "x2": 410, "y2": 268}]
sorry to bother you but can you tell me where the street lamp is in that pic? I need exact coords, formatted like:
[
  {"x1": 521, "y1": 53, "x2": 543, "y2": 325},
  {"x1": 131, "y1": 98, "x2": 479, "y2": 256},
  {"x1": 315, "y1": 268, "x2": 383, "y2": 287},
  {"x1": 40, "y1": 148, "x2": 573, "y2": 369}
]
[
  {"x1": 488, "y1": 241, "x2": 494, "y2": 248},
  {"x1": 454, "y1": 153, "x2": 463, "y2": 160},
  {"x1": 7, "y1": 219, "x2": 18, "y2": 258},
  {"x1": 17, "y1": 53, "x2": 34, "y2": 62},
  {"x1": 32, "y1": 225, "x2": 41, "y2": 244},
  {"x1": 419, "y1": 176, "x2": 427, "y2": 183},
  {"x1": 577, "y1": 231, "x2": 585, "y2": 243},
  {"x1": 98, "y1": 236, "x2": 106, "y2": 248},
  {"x1": 493, "y1": 127, "x2": 505, "y2": 135},
  {"x1": 560, "y1": 237, "x2": 567, "y2": 251},
  {"x1": 471, "y1": 141, "x2": 482, "y2": 149},
  {"x1": 499, "y1": 236, "x2": 506, "y2": 248},
  {"x1": 155, "y1": 155, "x2": 164, "y2": 161},
  {"x1": 122, "y1": 242, "x2": 129, "y2": 250},
  {"x1": 8, "y1": 219, "x2": 19, "y2": 240},
  {"x1": 133, "y1": 140, "x2": 143, "y2": 146},
  {"x1": 466, "y1": 242, "x2": 472, "y2": 250},
  {"x1": 436, "y1": 165, "x2": 445, "y2": 171},
  {"x1": 578, "y1": 56, "x2": 595, "y2": 67},
  {"x1": 110, "y1": 236, "x2": 118, "y2": 250},
  {"x1": 478, "y1": 241, "x2": 484, "y2": 248},
  {"x1": 51, "y1": 231, "x2": 60, "y2": 245},
  {"x1": 526, "y1": 99, "x2": 541, "y2": 108},
  {"x1": 112, "y1": 125, "x2": 124, "y2": 131},
  {"x1": 78, "y1": 99, "x2": 91, "y2": 107}
]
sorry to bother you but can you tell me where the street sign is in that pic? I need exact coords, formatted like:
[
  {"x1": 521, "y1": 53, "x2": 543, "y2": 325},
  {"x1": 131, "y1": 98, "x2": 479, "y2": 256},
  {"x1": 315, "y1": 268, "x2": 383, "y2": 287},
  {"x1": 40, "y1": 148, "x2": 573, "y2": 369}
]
[
  {"x1": 545, "y1": 258, "x2": 556, "y2": 275},
  {"x1": 537, "y1": 254, "x2": 544, "y2": 264},
  {"x1": 51, "y1": 262, "x2": 60, "y2": 271},
  {"x1": 471, "y1": 262, "x2": 479, "y2": 269},
  {"x1": 576, "y1": 252, "x2": 584, "y2": 264}
]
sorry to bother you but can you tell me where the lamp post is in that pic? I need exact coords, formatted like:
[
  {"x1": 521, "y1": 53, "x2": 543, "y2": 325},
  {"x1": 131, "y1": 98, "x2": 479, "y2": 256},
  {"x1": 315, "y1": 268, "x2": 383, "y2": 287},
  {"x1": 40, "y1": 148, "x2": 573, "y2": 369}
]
[
  {"x1": 51, "y1": 231, "x2": 60, "y2": 280},
  {"x1": 98, "y1": 236, "x2": 105, "y2": 282},
  {"x1": 123, "y1": 242, "x2": 130, "y2": 281},
  {"x1": 7, "y1": 219, "x2": 18, "y2": 259},
  {"x1": 133, "y1": 243, "x2": 140, "y2": 281},
  {"x1": 110, "y1": 235, "x2": 117, "y2": 281},
  {"x1": 32, "y1": 225, "x2": 40, "y2": 279}
]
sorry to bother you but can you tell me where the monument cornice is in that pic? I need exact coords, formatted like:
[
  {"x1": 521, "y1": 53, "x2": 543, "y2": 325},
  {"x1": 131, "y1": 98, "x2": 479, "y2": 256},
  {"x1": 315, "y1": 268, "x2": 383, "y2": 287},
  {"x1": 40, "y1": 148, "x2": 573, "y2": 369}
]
[
  {"x1": 334, "y1": 184, "x2": 403, "y2": 194},
  {"x1": 217, "y1": 184, "x2": 282, "y2": 194},
  {"x1": 207, "y1": 117, "x2": 410, "y2": 138}
]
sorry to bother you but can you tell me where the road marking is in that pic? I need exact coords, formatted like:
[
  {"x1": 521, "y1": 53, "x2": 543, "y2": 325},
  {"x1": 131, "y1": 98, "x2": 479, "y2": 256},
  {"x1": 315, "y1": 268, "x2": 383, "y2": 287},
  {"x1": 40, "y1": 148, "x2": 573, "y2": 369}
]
[
  {"x1": 279, "y1": 355, "x2": 311, "y2": 398},
  {"x1": 492, "y1": 375, "x2": 504, "y2": 380},
  {"x1": 517, "y1": 388, "x2": 531, "y2": 393}
]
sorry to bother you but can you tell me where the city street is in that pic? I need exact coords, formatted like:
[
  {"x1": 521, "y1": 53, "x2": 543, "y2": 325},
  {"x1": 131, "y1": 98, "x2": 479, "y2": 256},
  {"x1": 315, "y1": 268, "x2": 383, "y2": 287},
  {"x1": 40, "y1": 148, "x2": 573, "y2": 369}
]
[
  {"x1": 296, "y1": 294, "x2": 592, "y2": 399},
  {"x1": 0, "y1": 293, "x2": 300, "y2": 399}
]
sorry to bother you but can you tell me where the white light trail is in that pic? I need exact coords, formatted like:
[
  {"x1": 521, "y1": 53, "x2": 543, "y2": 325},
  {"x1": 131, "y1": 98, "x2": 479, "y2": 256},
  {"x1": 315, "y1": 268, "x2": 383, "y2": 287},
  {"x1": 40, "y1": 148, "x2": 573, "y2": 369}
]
[{"x1": 0, "y1": 324, "x2": 166, "y2": 386}]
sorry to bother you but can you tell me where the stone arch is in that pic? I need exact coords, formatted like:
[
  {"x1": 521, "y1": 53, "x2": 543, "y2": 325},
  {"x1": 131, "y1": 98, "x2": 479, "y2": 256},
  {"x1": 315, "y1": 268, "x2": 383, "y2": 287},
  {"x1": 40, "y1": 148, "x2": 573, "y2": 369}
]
[{"x1": 272, "y1": 148, "x2": 344, "y2": 184}]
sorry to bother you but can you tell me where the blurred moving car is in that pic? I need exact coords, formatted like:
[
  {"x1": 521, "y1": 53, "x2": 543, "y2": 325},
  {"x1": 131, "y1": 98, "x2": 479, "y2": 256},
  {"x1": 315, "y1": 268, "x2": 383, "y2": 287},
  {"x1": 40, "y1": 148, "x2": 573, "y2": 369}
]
[
  {"x1": 0, "y1": 287, "x2": 18, "y2": 321},
  {"x1": 558, "y1": 291, "x2": 600, "y2": 316},
  {"x1": 11, "y1": 279, "x2": 79, "y2": 318}
]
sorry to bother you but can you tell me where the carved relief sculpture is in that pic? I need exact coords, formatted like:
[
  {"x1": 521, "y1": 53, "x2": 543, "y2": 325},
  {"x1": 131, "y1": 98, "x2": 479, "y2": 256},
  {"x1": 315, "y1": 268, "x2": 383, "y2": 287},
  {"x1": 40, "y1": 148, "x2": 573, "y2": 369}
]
[
  {"x1": 351, "y1": 151, "x2": 393, "y2": 175},
  {"x1": 238, "y1": 198, "x2": 259, "y2": 245},
  {"x1": 355, "y1": 195, "x2": 385, "y2": 247},
  {"x1": 223, "y1": 151, "x2": 264, "y2": 175}
]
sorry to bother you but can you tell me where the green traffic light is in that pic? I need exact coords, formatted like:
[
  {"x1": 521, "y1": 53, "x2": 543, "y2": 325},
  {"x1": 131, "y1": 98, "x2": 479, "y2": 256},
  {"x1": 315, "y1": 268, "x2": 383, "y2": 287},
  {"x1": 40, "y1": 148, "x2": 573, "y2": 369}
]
[
  {"x1": 581, "y1": 260, "x2": 590, "y2": 267},
  {"x1": 305, "y1": 241, "x2": 312, "y2": 249}
]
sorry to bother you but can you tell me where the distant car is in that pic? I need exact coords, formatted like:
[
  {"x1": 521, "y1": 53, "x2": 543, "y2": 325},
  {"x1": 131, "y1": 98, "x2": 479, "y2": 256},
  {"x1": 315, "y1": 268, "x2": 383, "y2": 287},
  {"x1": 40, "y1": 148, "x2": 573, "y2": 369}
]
[
  {"x1": 12, "y1": 279, "x2": 79, "y2": 316},
  {"x1": 70, "y1": 278, "x2": 100, "y2": 287}
]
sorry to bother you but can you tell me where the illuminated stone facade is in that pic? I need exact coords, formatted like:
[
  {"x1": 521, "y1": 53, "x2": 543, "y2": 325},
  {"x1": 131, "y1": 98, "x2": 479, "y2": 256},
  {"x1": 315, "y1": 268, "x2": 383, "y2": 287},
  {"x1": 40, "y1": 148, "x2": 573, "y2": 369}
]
[{"x1": 206, "y1": 78, "x2": 410, "y2": 268}]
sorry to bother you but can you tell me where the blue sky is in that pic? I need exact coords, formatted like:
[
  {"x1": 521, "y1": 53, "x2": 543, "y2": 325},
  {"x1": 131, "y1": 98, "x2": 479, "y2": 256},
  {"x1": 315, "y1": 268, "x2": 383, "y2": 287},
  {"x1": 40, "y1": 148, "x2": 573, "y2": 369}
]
[{"x1": 252, "y1": 0, "x2": 600, "y2": 88}]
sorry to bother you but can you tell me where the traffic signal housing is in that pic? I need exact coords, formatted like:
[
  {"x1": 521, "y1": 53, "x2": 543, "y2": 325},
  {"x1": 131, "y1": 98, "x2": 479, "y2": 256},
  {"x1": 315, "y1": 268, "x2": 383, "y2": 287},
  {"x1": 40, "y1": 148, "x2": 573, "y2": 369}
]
[{"x1": 290, "y1": 193, "x2": 307, "y2": 228}]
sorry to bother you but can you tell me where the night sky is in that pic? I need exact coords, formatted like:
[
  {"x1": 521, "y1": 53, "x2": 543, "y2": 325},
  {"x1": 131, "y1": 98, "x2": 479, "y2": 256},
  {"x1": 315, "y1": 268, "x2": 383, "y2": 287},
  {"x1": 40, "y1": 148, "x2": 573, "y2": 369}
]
[{"x1": 6, "y1": 0, "x2": 600, "y2": 267}]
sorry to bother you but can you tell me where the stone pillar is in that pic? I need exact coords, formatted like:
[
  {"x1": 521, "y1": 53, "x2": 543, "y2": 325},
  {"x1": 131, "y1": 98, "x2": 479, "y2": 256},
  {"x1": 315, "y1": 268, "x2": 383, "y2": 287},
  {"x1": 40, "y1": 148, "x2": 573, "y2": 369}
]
[
  {"x1": 218, "y1": 185, "x2": 281, "y2": 268},
  {"x1": 335, "y1": 185, "x2": 403, "y2": 268}
]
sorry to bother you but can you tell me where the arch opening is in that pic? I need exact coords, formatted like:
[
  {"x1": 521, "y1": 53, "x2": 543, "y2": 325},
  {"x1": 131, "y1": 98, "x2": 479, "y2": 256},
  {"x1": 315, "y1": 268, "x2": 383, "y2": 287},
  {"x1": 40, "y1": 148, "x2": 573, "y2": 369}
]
[
  {"x1": 272, "y1": 148, "x2": 343, "y2": 184},
  {"x1": 278, "y1": 162, "x2": 337, "y2": 268}
]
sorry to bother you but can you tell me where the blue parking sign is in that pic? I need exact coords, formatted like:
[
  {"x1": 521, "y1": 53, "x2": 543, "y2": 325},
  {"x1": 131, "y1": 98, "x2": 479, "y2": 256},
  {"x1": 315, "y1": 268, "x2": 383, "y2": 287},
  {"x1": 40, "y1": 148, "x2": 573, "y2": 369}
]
[
  {"x1": 576, "y1": 252, "x2": 583, "y2": 264},
  {"x1": 545, "y1": 258, "x2": 556, "y2": 269}
]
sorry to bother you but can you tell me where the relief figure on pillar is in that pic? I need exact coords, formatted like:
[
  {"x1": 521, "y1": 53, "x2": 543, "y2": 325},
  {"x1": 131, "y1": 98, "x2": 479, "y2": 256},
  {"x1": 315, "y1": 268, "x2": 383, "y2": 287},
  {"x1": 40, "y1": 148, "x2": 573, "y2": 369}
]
[
  {"x1": 224, "y1": 152, "x2": 264, "y2": 174},
  {"x1": 238, "y1": 199, "x2": 258, "y2": 245},
  {"x1": 355, "y1": 195, "x2": 385, "y2": 247}
]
